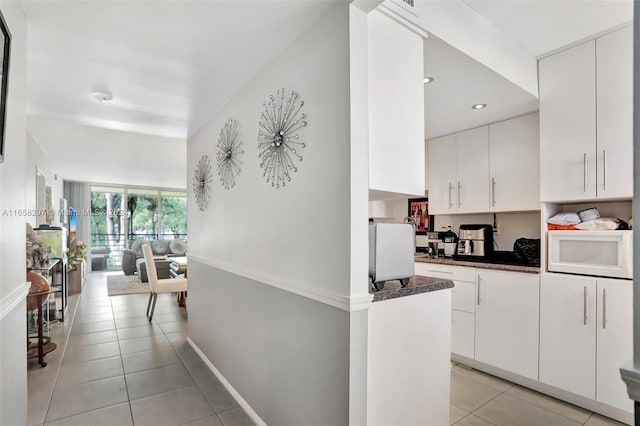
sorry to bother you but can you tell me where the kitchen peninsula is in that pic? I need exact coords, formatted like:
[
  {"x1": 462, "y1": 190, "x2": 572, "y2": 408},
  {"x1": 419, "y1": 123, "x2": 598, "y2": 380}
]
[{"x1": 367, "y1": 275, "x2": 454, "y2": 426}]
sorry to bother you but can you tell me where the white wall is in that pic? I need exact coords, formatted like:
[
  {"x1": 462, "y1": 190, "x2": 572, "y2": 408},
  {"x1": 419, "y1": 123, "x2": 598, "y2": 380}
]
[
  {"x1": 188, "y1": 6, "x2": 351, "y2": 299},
  {"x1": 187, "y1": 4, "x2": 355, "y2": 424},
  {"x1": 0, "y1": 2, "x2": 29, "y2": 424},
  {"x1": 369, "y1": 198, "x2": 541, "y2": 250},
  {"x1": 25, "y1": 131, "x2": 64, "y2": 227},
  {"x1": 27, "y1": 116, "x2": 187, "y2": 189}
]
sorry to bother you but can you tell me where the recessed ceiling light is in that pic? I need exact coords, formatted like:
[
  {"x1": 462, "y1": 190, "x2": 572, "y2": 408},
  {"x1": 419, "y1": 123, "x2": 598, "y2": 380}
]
[
  {"x1": 472, "y1": 103, "x2": 487, "y2": 110},
  {"x1": 423, "y1": 76, "x2": 434, "y2": 84},
  {"x1": 92, "y1": 91, "x2": 113, "y2": 102}
]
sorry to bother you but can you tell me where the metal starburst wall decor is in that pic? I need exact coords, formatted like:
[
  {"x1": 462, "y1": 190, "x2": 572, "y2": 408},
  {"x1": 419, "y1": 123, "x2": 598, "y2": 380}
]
[
  {"x1": 216, "y1": 118, "x2": 244, "y2": 190},
  {"x1": 192, "y1": 155, "x2": 213, "y2": 211},
  {"x1": 257, "y1": 88, "x2": 307, "y2": 188}
]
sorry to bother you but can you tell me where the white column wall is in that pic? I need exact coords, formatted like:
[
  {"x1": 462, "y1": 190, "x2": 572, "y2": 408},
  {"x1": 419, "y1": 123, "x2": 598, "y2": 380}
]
[
  {"x1": 187, "y1": 4, "x2": 357, "y2": 424},
  {"x1": 0, "y1": 2, "x2": 30, "y2": 424}
]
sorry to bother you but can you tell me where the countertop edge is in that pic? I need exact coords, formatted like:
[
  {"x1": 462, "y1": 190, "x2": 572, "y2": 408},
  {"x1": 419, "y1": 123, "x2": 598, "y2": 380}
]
[
  {"x1": 414, "y1": 256, "x2": 540, "y2": 274},
  {"x1": 370, "y1": 275, "x2": 454, "y2": 302}
]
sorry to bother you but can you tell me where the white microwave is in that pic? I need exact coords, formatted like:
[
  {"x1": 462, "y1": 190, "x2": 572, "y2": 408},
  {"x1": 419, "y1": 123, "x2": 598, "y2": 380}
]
[{"x1": 548, "y1": 230, "x2": 633, "y2": 279}]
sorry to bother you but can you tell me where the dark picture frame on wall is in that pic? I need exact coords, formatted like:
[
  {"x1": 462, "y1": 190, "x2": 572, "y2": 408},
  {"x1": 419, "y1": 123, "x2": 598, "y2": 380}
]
[
  {"x1": 408, "y1": 197, "x2": 434, "y2": 234},
  {"x1": 0, "y1": 10, "x2": 10, "y2": 163}
]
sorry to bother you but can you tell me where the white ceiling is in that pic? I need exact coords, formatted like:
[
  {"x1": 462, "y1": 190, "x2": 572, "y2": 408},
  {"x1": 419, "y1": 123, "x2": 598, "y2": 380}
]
[
  {"x1": 424, "y1": 34, "x2": 539, "y2": 139},
  {"x1": 462, "y1": 0, "x2": 633, "y2": 57},
  {"x1": 23, "y1": 1, "x2": 337, "y2": 139},
  {"x1": 424, "y1": 0, "x2": 632, "y2": 139},
  {"x1": 22, "y1": 0, "x2": 634, "y2": 156}
]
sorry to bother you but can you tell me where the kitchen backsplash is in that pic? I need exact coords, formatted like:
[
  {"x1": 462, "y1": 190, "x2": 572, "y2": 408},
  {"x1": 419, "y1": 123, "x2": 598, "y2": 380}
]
[{"x1": 369, "y1": 198, "x2": 540, "y2": 251}]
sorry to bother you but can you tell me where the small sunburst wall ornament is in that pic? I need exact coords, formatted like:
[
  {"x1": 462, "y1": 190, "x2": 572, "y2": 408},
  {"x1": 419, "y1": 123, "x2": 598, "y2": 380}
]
[
  {"x1": 257, "y1": 88, "x2": 307, "y2": 188},
  {"x1": 216, "y1": 118, "x2": 243, "y2": 190},
  {"x1": 192, "y1": 155, "x2": 212, "y2": 211}
]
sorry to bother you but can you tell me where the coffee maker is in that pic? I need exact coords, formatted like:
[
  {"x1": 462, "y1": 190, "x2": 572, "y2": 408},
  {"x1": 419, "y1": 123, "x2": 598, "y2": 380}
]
[{"x1": 456, "y1": 224, "x2": 494, "y2": 258}]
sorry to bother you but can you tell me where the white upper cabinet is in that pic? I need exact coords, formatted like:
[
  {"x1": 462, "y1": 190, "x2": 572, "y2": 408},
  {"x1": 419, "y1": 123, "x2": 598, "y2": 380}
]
[
  {"x1": 428, "y1": 134, "x2": 457, "y2": 214},
  {"x1": 428, "y1": 113, "x2": 538, "y2": 214},
  {"x1": 428, "y1": 129, "x2": 490, "y2": 215},
  {"x1": 596, "y1": 26, "x2": 633, "y2": 200},
  {"x1": 368, "y1": 10, "x2": 425, "y2": 198},
  {"x1": 456, "y1": 127, "x2": 490, "y2": 214},
  {"x1": 424, "y1": 140, "x2": 429, "y2": 192},
  {"x1": 489, "y1": 113, "x2": 540, "y2": 211},
  {"x1": 540, "y1": 26, "x2": 632, "y2": 202},
  {"x1": 428, "y1": 126, "x2": 489, "y2": 214},
  {"x1": 539, "y1": 41, "x2": 597, "y2": 202}
]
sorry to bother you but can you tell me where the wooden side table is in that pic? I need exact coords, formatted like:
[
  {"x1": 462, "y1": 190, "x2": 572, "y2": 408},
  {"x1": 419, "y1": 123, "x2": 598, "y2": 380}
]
[
  {"x1": 26, "y1": 290, "x2": 57, "y2": 367},
  {"x1": 68, "y1": 260, "x2": 86, "y2": 295}
]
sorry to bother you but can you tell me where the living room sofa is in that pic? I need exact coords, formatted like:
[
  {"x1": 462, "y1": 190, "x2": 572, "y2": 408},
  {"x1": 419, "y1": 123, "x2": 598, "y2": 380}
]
[{"x1": 121, "y1": 239, "x2": 187, "y2": 282}]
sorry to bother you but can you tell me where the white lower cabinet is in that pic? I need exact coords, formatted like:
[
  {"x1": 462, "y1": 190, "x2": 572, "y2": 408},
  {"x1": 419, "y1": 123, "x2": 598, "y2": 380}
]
[
  {"x1": 540, "y1": 274, "x2": 632, "y2": 412},
  {"x1": 415, "y1": 263, "x2": 477, "y2": 360},
  {"x1": 451, "y1": 309, "x2": 475, "y2": 359},
  {"x1": 596, "y1": 278, "x2": 633, "y2": 412},
  {"x1": 540, "y1": 274, "x2": 596, "y2": 398},
  {"x1": 475, "y1": 270, "x2": 539, "y2": 380},
  {"x1": 416, "y1": 260, "x2": 632, "y2": 419}
]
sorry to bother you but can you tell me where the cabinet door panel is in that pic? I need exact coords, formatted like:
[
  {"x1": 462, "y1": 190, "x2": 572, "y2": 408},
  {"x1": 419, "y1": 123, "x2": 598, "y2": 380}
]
[
  {"x1": 456, "y1": 127, "x2": 490, "y2": 213},
  {"x1": 596, "y1": 26, "x2": 633, "y2": 199},
  {"x1": 539, "y1": 41, "x2": 596, "y2": 202},
  {"x1": 452, "y1": 309, "x2": 475, "y2": 359},
  {"x1": 489, "y1": 113, "x2": 540, "y2": 211},
  {"x1": 596, "y1": 279, "x2": 633, "y2": 412},
  {"x1": 368, "y1": 10, "x2": 425, "y2": 196},
  {"x1": 475, "y1": 270, "x2": 539, "y2": 379},
  {"x1": 540, "y1": 274, "x2": 596, "y2": 398},
  {"x1": 427, "y1": 135, "x2": 457, "y2": 214},
  {"x1": 451, "y1": 280, "x2": 476, "y2": 314}
]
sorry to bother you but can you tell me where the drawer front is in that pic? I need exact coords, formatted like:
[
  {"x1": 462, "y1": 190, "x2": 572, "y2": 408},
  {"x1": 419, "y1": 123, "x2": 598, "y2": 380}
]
[
  {"x1": 452, "y1": 280, "x2": 476, "y2": 313},
  {"x1": 452, "y1": 310, "x2": 475, "y2": 359},
  {"x1": 415, "y1": 262, "x2": 476, "y2": 282}
]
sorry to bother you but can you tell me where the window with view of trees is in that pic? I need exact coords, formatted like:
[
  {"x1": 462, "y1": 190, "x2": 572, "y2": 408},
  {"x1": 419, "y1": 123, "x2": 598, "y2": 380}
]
[{"x1": 91, "y1": 186, "x2": 187, "y2": 267}]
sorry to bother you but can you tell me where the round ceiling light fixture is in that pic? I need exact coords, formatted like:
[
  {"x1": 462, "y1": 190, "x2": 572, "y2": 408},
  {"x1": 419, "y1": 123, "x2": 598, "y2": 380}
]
[
  {"x1": 92, "y1": 91, "x2": 113, "y2": 102},
  {"x1": 472, "y1": 103, "x2": 487, "y2": 110},
  {"x1": 423, "y1": 76, "x2": 434, "y2": 84}
]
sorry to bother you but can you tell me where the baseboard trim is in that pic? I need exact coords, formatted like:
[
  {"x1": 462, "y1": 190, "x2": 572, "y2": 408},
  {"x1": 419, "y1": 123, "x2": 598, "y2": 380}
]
[
  {"x1": 0, "y1": 282, "x2": 30, "y2": 321},
  {"x1": 188, "y1": 337, "x2": 266, "y2": 426},
  {"x1": 188, "y1": 254, "x2": 373, "y2": 312},
  {"x1": 452, "y1": 354, "x2": 634, "y2": 425}
]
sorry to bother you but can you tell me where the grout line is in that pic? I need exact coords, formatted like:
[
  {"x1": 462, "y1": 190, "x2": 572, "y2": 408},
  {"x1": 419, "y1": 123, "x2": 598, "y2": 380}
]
[
  {"x1": 110, "y1": 291, "x2": 136, "y2": 426},
  {"x1": 38, "y1": 284, "x2": 85, "y2": 425},
  {"x1": 506, "y1": 388, "x2": 593, "y2": 424}
]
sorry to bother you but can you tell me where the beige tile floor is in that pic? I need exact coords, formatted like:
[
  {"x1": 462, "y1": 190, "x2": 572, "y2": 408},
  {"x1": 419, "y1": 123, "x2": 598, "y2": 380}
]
[
  {"x1": 450, "y1": 363, "x2": 628, "y2": 426},
  {"x1": 27, "y1": 272, "x2": 254, "y2": 426}
]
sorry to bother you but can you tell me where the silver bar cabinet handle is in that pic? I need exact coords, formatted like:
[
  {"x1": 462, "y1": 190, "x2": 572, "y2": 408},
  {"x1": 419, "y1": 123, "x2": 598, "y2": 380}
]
[
  {"x1": 583, "y1": 153, "x2": 587, "y2": 192},
  {"x1": 457, "y1": 182, "x2": 462, "y2": 208},
  {"x1": 491, "y1": 177, "x2": 496, "y2": 206},
  {"x1": 477, "y1": 276, "x2": 481, "y2": 305},
  {"x1": 583, "y1": 286, "x2": 588, "y2": 325},
  {"x1": 602, "y1": 288, "x2": 607, "y2": 329},
  {"x1": 448, "y1": 183, "x2": 453, "y2": 209},
  {"x1": 603, "y1": 150, "x2": 607, "y2": 191}
]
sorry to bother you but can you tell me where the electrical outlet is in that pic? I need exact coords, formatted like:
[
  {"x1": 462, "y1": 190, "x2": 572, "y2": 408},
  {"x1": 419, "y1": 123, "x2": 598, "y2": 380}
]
[
  {"x1": 442, "y1": 224, "x2": 453, "y2": 231},
  {"x1": 494, "y1": 223, "x2": 501, "y2": 234}
]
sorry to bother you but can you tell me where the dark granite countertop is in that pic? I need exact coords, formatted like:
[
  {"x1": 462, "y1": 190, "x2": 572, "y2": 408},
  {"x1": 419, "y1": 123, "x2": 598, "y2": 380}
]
[
  {"x1": 370, "y1": 275, "x2": 454, "y2": 302},
  {"x1": 414, "y1": 254, "x2": 540, "y2": 274}
]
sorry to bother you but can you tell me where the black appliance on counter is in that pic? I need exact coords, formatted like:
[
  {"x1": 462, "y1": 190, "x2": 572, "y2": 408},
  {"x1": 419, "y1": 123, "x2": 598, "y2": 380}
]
[{"x1": 455, "y1": 224, "x2": 494, "y2": 259}]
